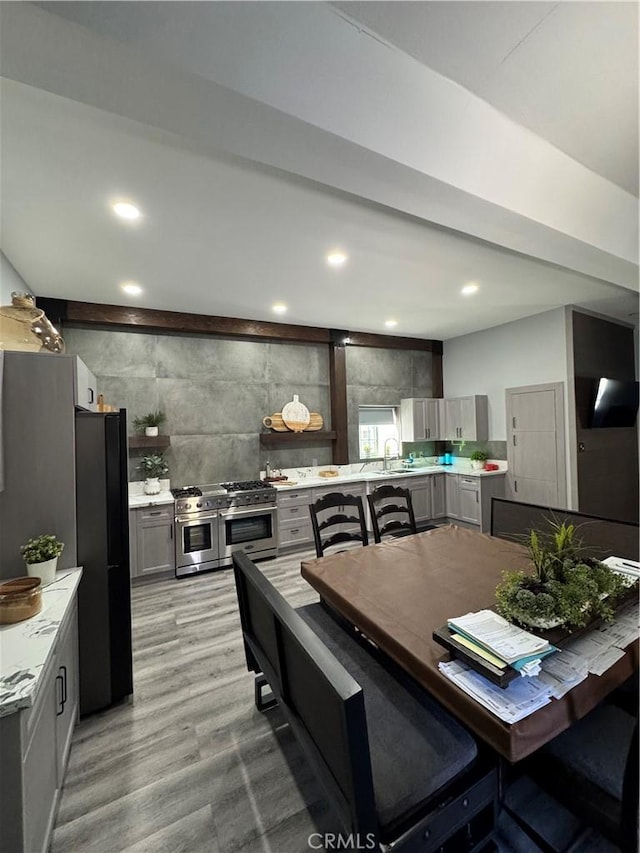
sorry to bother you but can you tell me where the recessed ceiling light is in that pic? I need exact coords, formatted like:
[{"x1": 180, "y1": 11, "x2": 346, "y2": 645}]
[
  {"x1": 327, "y1": 251, "x2": 347, "y2": 267},
  {"x1": 272, "y1": 303, "x2": 287, "y2": 315},
  {"x1": 121, "y1": 281, "x2": 143, "y2": 296},
  {"x1": 112, "y1": 201, "x2": 141, "y2": 220},
  {"x1": 461, "y1": 283, "x2": 479, "y2": 295},
  {"x1": 385, "y1": 319, "x2": 398, "y2": 328}
]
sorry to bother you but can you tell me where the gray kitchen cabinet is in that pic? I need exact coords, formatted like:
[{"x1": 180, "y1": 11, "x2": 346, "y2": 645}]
[
  {"x1": 445, "y1": 473, "x2": 506, "y2": 532},
  {"x1": 130, "y1": 504, "x2": 175, "y2": 578},
  {"x1": 314, "y1": 482, "x2": 366, "y2": 536},
  {"x1": 408, "y1": 475, "x2": 431, "y2": 522},
  {"x1": 445, "y1": 474, "x2": 460, "y2": 519},
  {"x1": 400, "y1": 398, "x2": 442, "y2": 441},
  {"x1": 73, "y1": 356, "x2": 98, "y2": 412},
  {"x1": 277, "y1": 488, "x2": 313, "y2": 549},
  {"x1": 0, "y1": 601, "x2": 79, "y2": 853},
  {"x1": 430, "y1": 473, "x2": 446, "y2": 519},
  {"x1": 444, "y1": 395, "x2": 488, "y2": 442},
  {"x1": 458, "y1": 476, "x2": 481, "y2": 524}
]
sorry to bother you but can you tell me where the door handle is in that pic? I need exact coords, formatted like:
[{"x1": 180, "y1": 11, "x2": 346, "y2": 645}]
[
  {"x1": 56, "y1": 674, "x2": 64, "y2": 715},
  {"x1": 60, "y1": 665, "x2": 67, "y2": 707}
]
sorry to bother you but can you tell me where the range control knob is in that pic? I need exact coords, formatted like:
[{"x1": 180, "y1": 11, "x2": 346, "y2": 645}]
[
  {"x1": 197, "y1": 502, "x2": 203, "y2": 508},
  {"x1": 184, "y1": 503, "x2": 191, "y2": 511}
]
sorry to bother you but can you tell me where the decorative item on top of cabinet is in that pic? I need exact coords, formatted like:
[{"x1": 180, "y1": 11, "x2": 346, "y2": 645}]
[
  {"x1": 0, "y1": 292, "x2": 65, "y2": 353},
  {"x1": 21, "y1": 534, "x2": 64, "y2": 586}
]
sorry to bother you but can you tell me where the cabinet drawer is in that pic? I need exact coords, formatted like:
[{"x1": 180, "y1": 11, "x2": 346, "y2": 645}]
[
  {"x1": 458, "y1": 477, "x2": 480, "y2": 491},
  {"x1": 279, "y1": 503, "x2": 311, "y2": 522},
  {"x1": 277, "y1": 489, "x2": 313, "y2": 506},
  {"x1": 279, "y1": 518, "x2": 313, "y2": 548},
  {"x1": 138, "y1": 505, "x2": 173, "y2": 522}
]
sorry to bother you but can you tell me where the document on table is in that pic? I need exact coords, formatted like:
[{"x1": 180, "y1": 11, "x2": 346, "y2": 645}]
[
  {"x1": 538, "y1": 649, "x2": 589, "y2": 699},
  {"x1": 565, "y1": 599, "x2": 639, "y2": 675},
  {"x1": 447, "y1": 610, "x2": 551, "y2": 663},
  {"x1": 602, "y1": 556, "x2": 640, "y2": 583},
  {"x1": 438, "y1": 659, "x2": 553, "y2": 723}
]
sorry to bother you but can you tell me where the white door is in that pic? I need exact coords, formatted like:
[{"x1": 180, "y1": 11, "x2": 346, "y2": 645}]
[{"x1": 505, "y1": 383, "x2": 566, "y2": 507}]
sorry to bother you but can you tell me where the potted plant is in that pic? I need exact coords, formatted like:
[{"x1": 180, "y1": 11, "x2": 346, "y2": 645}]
[
  {"x1": 470, "y1": 449, "x2": 489, "y2": 470},
  {"x1": 139, "y1": 453, "x2": 169, "y2": 494},
  {"x1": 133, "y1": 410, "x2": 166, "y2": 437},
  {"x1": 495, "y1": 519, "x2": 630, "y2": 630},
  {"x1": 21, "y1": 534, "x2": 64, "y2": 585}
]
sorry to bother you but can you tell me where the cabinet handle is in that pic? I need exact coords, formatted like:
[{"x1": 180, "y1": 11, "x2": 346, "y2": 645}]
[
  {"x1": 149, "y1": 511, "x2": 163, "y2": 516},
  {"x1": 476, "y1": 492, "x2": 479, "y2": 503},
  {"x1": 60, "y1": 665, "x2": 67, "y2": 706},
  {"x1": 514, "y1": 480, "x2": 518, "y2": 493},
  {"x1": 170, "y1": 526, "x2": 173, "y2": 540},
  {"x1": 88, "y1": 387, "x2": 95, "y2": 403},
  {"x1": 513, "y1": 435, "x2": 517, "y2": 446},
  {"x1": 291, "y1": 529, "x2": 299, "y2": 534},
  {"x1": 512, "y1": 416, "x2": 516, "y2": 428},
  {"x1": 290, "y1": 507, "x2": 299, "y2": 513},
  {"x1": 56, "y1": 674, "x2": 64, "y2": 716}
]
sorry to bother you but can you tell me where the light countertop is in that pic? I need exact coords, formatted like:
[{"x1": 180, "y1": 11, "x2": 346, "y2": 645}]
[
  {"x1": 0, "y1": 567, "x2": 83, "y2": 717},
  {"x1": 129, "y1": 491, "x2": 174, "y2": 508},
  {"x1": 272, "y1": 463, "x2": 507, "y2": 491}
]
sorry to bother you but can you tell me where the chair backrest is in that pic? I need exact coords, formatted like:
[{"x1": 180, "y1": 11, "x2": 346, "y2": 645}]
[
  {"x1": 232, "y1": 550, "x2": 378, "y2": 838},
  {"x1": 367, "y1": 485, "x2": 417, "y2": 544},
  {"x1": 309, "y1": 492, "x2": 369, "y2": 558},
  {"x1": 490, "y1": 498, "x2": 640, "y2": 561}
]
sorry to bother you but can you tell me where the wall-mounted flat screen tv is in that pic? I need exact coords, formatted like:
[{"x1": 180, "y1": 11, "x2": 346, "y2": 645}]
[{"x1": 590, "y1": 378, "x2": 639, "y2": 428}]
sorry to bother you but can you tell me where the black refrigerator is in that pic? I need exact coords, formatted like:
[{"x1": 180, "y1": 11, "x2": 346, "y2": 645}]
[{"x1": 75, "y1": 409, "x2": 133, "y2": 715}]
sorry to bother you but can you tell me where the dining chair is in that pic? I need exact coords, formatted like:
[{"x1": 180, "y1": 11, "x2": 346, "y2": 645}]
[
  {"x1": 522, "y1": 701, "x2": 639, "y2": 853},
  {"x1": 309, "y1": 492, "x2": 369, "y2": 558},
  {"x1": 367, "y1": 484, "x2": 417, "y2": 544}
]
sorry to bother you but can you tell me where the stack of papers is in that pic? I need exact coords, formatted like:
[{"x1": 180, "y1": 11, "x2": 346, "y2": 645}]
[
  {"x1": 565, "y1": 599, "x2": 639, "y2": 676},
  {"x1": 438, "y1": 659, "x2": 553, "y2": 723},
  {"x1": 447, "y1": 610, "x2": 557, "y2": 676},
  {"x1": 602, "y1": 556, "x2": 640, "y2": 586}
]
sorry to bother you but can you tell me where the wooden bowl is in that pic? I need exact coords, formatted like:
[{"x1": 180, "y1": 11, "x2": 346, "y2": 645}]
[{"x1": 0, "y1": 577, "x2": 43, "y2": 625}]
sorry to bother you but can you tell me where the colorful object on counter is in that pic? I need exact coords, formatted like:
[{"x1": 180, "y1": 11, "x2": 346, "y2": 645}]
[
  {"x1": 0, "y1": 577, "x2": 43, "y2": 624},
  {"x1": 484, "y1": 463, "x2": 499, "y2": 471},
  {"x1": 444, "y1": 453, "x2": 453, "y2": 465}
]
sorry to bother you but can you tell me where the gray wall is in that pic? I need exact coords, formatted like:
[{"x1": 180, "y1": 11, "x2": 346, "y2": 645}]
[
  {"x1": 64, "y1": 328, "x2": 437, "y2": 484},
  {"x1": 346, "y1": 346, "x2": 433, "y2": 461},
  {"x1": 63, "y1": 328, "x2": 333, "y2": 485}
]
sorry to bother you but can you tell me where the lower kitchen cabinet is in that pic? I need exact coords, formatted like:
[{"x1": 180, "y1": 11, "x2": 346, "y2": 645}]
[
  {"x1": 0, "y1": 602, "x2": 79, "y2": 853},
  {"x1": 445, "y1": 473, "x2": 506, "y2": 533},
  {"x1": 129, "y1": 504, "x2": 175, "y2": 578}
]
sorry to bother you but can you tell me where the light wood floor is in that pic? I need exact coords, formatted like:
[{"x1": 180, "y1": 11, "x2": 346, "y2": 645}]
[{"x1": 52, "y1": 549, "x2": 617, "y2": 853}]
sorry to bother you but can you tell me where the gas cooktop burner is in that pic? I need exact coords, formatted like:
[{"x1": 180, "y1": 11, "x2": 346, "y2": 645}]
[
  {"x1": 220, "y1": 480, "x2": 270, "y2": 492},
  {"x1": 171, "y1": 486, "x2": 202, "y2": 499}
]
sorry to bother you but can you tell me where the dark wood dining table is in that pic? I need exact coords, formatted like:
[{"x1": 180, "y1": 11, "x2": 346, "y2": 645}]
[{"x1": 300, "y1": 524, "x2": 639, "y2": 763}]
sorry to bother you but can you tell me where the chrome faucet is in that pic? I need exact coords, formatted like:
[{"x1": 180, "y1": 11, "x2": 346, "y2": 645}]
[{"x1": 383, "y1": 437, "x2": 400, "y2": 471}]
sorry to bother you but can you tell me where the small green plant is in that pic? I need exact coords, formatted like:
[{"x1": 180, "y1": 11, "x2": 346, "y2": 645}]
[
  {"x1": 495, "y1": 519, "x2": 631, "y2": 629},
  {"x1": 470, "y1": 449, "x2": 489, "y2": 462},
  {"x1": 21, "y1": 534, "x2": 64, "y2": 565},
  {"x1": 133, "y1": 411, "x2": 166, "y2": 433},
  {"x1": 139, "y1": 454, "x2": 169, "y2": 478}
]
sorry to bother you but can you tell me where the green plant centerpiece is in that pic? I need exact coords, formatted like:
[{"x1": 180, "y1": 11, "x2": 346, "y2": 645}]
[
  {"x1": 133, "y1": 410, "x2": 166, "y2": 435},
  {"x1": 21, "y1": 534, "x2": 65, "y2": 565},
  {"x1": 470, "y1": 449, "x2": 489, "y2": 470},
  {"x1": 495, "y1": 519, "x2": 630, "y2": 630}
]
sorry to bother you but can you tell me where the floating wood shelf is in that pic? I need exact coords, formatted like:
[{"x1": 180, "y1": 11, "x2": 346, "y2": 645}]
[
  {"x1": 259, "y1": 431, "x2": 336, "y2": 446},
  {"x1": 128, "y1": 435, "x2": 171, "y2": 449}
]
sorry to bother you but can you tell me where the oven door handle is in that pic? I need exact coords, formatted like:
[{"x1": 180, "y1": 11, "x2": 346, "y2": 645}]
[
  {"x1": 176, "y1": 513, "x2": 220, "y2": 525},
  {"x1": 220, "y1": 506, "x2": 276, "y2": 520}
]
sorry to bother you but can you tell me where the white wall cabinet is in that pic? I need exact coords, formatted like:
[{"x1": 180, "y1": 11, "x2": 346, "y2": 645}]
[
  {"x1": 444, "y1": 396, "x2": 488, "y2": 442},
  {"x1": 0, "y1": 603, "x2": 79, "y2": 853},
  {"x1": 73, "y1": 356, "x2": 98, "y2": 412},
  {"x1": 400, "y1": 398, "x2": 442, "y2": 441},
  {"x1": 130, "y1": 504, "x2": 175, "y2": 578}
]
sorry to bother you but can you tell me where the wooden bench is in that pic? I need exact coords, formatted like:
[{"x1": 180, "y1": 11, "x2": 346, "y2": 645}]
[{"x1": 233, "y1": 550, "x2": 498, "y2": 852}]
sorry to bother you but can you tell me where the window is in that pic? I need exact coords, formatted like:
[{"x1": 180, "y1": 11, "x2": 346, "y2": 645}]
[{"x1": 358, "y1": 406, "x2": 399, "y2": 459}]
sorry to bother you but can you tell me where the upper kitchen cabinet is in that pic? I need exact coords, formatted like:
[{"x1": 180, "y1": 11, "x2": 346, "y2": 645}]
[
  {"x1": 444, "y1": 395, "x2": 488, "y2": 442},
  {"x1": 73, "y1": 357, "x2": 97, "y2": 412},
  {"x1": 400, "y1": 398, "x2": 442, "y2": 441}
]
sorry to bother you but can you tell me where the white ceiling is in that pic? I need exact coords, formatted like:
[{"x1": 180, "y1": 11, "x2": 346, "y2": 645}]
[{"x1": 0, "y1": 2, "x2": 638, "y2": 340}]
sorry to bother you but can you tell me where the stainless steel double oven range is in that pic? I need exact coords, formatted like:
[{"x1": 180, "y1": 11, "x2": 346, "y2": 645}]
[{"x1": 173, "y1": 481, "x2": 278, "y2": 577}]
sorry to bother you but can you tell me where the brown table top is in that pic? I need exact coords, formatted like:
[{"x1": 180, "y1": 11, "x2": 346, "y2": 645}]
[{"x1": 301, "y1": 525, "x2": 638, "y2": 763}]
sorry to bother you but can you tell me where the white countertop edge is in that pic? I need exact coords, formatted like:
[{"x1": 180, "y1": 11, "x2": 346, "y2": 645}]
[
  {"x1": 128, "y1": 491, "x2": 174, "y2": 508},
  {"x1": 272, "y1": 464, "x2": 507, "y2": 490},
  {"x1": 0, "y1": 567, "x2": 83, "y2": 717}
]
